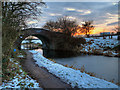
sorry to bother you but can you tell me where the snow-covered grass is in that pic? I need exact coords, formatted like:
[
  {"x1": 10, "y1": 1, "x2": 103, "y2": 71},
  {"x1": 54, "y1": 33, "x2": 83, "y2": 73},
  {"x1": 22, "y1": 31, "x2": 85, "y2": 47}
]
[
  {"x1": 80, "y1": 37, "x2": 119, "y2": 57},
  {"x1": 17, "y1": 55, "x2": 25, "y2": 58},
  {"x1": 21, "y1": 40, "x2": 42, "y2": 50},
  {"x1": 29, "y1": 50, "x2": 118, "y2": 88},
  {"x1": 85, "y1": 38, "x2": 119, "y2": 49},
  {"x1": 1, "y1": 58, "x2": 40, "y2": 89},
  {"x1": 21, "y1": 45, "x2": 28, "y2": 50}
]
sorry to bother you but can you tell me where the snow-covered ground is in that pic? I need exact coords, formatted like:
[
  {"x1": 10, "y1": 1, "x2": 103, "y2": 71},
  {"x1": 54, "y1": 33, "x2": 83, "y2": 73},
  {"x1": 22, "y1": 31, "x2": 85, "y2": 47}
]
[
  {"x1": 0, "y1": 58, "x2": 40, "y2": 89},
  {"x1": 80, "y1": 37, "x2": 119, "y2": 57},
  {"x1": 21, "y1": 40, "x2": 42, "y2": 50},
  {"x1": 21, "y1": 45, "x2": 28, "y2": 49},
  {"x1": 29, "y1": 50, "x2": 118, "y2": 88}
]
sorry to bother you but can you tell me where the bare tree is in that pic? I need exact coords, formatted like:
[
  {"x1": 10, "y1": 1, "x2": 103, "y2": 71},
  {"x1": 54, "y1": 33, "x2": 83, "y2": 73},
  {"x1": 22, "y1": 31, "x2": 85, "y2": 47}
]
[
  {"x1": 2, "y1": 2, "x2": 45, "y2": 81},
  {"x1": 43, "y1": 16, "x2": 81, "y2": 36},
  {"x1": 113, "y1": 26, "x2": 120, "y2": 40},
  {"x1": 81, "y1": 20, "x2": 94, "y2": 37},
  {"x1": 113, "y1": 26, "x2": 120, "y2": 34},
  {"x1": 2, "y1": 2, "x2": 45, "y2": 56},
  {"x1": 43, "y1": 20, "x2": 58, "y2": 30}
]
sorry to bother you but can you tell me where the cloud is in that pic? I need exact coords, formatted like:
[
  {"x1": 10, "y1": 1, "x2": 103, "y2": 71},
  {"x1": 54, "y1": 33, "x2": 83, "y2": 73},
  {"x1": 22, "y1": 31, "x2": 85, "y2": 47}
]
[
  {"x1": 27, "y1": 21, "x2": 38, "y2": 24},
  {"x1": 67, "y1": 16, "x2": 77, "y2": 20},
  {"x1": 93, "y1": 13, "x2": 118, "y2": 27},
  {"x1": 65, "y1": 8, "x2": 76, "y2": 11},
  {"x1": 80, "y1": 10, "x2": 92, "y2": 15},
  {"x1": 77, "y1": 10, "x2": 84, "y2": 12},
  {"x1": 112, "y1": 2, "x2": 118, "y2": 5},
  {"x1": 65, "y1": 7, "x2": 92, "y2": 15},
  {"x1": 106, "y1": 13, "x2": 118, "y2": 17},
  {"x1": 43, "y1": 0, "x2": 119, "y2": 2},
  {"x1": 27, "y1": 2, "x2": 118, "y2": 33},
  {"x1": 105, "y1": 13, "x2": 118, "y2": 25},
  {"x1": 107, "y1": 22, "x2": 118, "y2": 26},
  {"x1": 49, "y1": 13, "x2": 62, "y2": 16}
]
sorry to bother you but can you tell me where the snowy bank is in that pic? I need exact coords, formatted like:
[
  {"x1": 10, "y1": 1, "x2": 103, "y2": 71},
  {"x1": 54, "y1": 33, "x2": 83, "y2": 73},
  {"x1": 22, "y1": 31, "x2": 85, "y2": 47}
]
[
  {"x1": 80, "y1": 38, "x2": 119, "y2": 57},
  {"x1": 29, "y1": 50, "x2": 118, "y2": 88},
  {"x1": 0, "y1": 58, "x2": 40, "y2": 89}
]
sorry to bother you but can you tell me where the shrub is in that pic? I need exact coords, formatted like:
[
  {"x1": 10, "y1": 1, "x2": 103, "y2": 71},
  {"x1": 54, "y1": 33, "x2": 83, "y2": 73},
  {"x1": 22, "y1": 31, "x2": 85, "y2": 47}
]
[
  {"x1": 80, "y1": 65, "x2": 85, "y2": 73},
  {"x1": 112, "y1": 45, "x2": 120, "y2": 52},
  {"x1": 55, "y1": 34, "x2": 86, "y2": 51}
]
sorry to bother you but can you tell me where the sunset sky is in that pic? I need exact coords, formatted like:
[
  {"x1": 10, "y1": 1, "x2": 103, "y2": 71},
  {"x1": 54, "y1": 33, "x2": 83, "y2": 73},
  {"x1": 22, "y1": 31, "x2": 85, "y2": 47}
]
[{"x1": 27, "y1": 2, "x2": 119, "y2": 35}]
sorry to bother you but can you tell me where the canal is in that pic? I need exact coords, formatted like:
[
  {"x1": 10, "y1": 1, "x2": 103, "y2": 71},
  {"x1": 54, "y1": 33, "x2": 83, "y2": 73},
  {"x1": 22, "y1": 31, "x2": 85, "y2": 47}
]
[{"x1": 36, "y1": 49, "x2": 119, "y2": 84}]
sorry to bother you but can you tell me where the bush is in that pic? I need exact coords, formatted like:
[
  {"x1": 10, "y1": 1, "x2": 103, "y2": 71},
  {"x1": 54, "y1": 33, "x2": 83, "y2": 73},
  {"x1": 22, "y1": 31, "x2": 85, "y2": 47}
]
[
  {"x1": 54, "y1": 34, "x2": 86, "y2": 51},
  {"x1": 112, "y1": 45, "x2": 120, "y2": 52},
  {"x1": 118, "y1": 35, "x2": 120, "y2": 40}
]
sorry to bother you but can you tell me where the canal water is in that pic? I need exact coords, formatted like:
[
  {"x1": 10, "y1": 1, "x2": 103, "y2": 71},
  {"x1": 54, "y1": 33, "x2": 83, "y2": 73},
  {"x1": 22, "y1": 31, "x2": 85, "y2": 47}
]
[
  {"x1": 35, "y1": 49, "x2": 119, "y2": 83},
  {"x1": 53, "y1": 55, "x2": 118, "y2": 83}
]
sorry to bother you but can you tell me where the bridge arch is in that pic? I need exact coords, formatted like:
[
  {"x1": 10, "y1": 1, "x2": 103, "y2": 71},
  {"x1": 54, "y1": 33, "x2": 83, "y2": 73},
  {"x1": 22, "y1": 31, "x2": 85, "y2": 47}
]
[
  {"x1": 14, "y1": 28, "x2": 67, "y2": 51},
  {"x1": 14, "y1": 28, "x2": 55, "y2": 50},
  {"x1": 33, "y1": 34, "x2": 51, "y2": 49}
]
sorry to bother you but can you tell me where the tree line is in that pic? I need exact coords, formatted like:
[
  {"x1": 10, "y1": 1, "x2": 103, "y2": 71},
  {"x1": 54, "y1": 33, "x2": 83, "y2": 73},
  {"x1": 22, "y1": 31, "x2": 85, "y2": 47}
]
[{"x1": 43, "y1": 16, "x2": 95, "y2": 37}]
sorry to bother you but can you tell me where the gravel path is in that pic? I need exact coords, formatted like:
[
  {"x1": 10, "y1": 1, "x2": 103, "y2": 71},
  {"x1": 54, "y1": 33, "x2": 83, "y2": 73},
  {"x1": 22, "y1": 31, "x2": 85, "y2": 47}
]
[{"x1": 21, "y1": 50, "x2": 71, "y2": 88}]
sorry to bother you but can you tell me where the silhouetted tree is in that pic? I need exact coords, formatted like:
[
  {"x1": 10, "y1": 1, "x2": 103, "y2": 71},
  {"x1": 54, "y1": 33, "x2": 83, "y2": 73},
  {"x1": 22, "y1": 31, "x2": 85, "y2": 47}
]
[
  {"x1": 113, "y1": 26, "x2": 120, "y2": 40},
  {"x1": 43, "y1": 16, "x2": 86, "y2": 51},
  {"x1": 43, "y1": 16, "x2": 81, "y2": 36},
  {"x1": 113, "y1": 26, "x2": 120, "y2": 34},
  {"x1": 81, "y1": 20, "x2": 94, "y2": 37}
]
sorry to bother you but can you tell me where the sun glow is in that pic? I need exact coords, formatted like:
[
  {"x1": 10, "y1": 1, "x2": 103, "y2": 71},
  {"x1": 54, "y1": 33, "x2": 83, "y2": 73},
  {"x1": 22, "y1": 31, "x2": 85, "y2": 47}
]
[{"x1": 73, "y1": 26, "x2": 117, "y2": 36}]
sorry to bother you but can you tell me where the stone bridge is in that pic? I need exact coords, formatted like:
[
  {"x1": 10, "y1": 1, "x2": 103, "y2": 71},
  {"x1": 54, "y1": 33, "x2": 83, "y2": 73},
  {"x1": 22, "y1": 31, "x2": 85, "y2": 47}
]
[{"x1": 15, "y1": 28, "x2": 64, "y2": 50}]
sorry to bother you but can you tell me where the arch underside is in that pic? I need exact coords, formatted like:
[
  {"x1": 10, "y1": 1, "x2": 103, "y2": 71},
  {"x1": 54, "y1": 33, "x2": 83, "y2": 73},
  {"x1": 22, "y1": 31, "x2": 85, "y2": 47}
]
[
  {"x1": 16, "y1": 34, "x2": 51, "y2": 50},
  {"x1": 34, "y1": 34, "x2": 50, "y2": 49}
]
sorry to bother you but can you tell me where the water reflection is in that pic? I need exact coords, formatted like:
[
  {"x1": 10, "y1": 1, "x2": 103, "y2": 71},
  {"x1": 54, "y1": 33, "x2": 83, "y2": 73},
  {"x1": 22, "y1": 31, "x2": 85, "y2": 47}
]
[{"x1": 42, "y1": 49, "x2": 85, "y2": 58}]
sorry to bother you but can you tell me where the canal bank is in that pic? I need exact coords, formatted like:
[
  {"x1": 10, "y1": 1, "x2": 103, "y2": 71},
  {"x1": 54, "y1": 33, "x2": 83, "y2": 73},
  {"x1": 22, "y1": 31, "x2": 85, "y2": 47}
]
[
  {"x1": 20, "y1": 50, "x2": 71, "y2": 88},
  {"x1": 29, "y1": 49, "x2": 118, "y2": 88},
  {"x1": 32, "y1": 48, "x2": 119, "y2": 85}
]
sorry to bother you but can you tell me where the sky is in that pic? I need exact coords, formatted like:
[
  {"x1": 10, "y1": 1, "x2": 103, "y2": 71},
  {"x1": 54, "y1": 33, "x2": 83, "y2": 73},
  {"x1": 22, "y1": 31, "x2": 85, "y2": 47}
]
[{"x1": 26, "y1": 2, "x2": 119, "y2": 35}]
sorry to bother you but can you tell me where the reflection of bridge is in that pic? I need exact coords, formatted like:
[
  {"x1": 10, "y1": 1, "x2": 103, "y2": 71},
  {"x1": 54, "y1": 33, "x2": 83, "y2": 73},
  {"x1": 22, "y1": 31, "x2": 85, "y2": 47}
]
[{"x1": 15, "y1": 28, "x2": 64, "y2": 50}]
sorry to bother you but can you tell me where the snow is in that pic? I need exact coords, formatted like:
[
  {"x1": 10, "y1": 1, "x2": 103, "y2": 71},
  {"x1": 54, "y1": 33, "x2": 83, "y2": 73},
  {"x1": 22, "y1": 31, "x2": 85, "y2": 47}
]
[
  {"x1": 1, "y1": 75, "x2": 40, "y2": 88},
  {"x1": 80, "y1": 37, "x2": 119, "y2": 56},
  {"x1": 85, "y1": 38, "x2": 119, "y2": 48},
  {"x1": 20, "y1": 36, "x2": 23, "y2": 38},
  {"x1": 21, "y1": 45, "x2": 28, "y2": 49},
  {"x1": 0, "y1": 58, "x2": 40, "y2": 89},
  {"x1": 29, "y1": 50, "x2": 118, "y2": 88},
  {"x1": 21, "y1": 40, "x2": 42, "y2": 49},
  {"x1": 17, "y1": 55, "x2": 24, "y2": 58}
]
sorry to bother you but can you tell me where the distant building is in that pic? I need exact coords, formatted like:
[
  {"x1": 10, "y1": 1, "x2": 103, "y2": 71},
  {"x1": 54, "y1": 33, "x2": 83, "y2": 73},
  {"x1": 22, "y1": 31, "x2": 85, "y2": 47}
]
[{"x1": 100, "y1": 32, "x2": 110, "y2": 36}]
